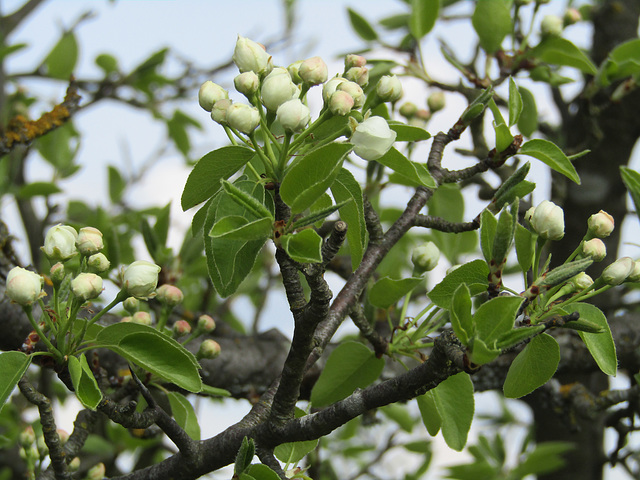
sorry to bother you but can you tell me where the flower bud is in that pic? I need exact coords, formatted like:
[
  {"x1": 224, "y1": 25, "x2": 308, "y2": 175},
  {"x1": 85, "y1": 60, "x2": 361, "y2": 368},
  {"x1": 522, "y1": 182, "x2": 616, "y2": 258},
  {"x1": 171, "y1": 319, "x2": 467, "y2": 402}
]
[
  {"x1": 197, "y1": 314, "x2": 216, "y2": 333},
  {"x1": 337, "y1": 81, "x2": 365, "y2": 108},
  {"x1": 234, "y1": 72, "x2": 260, "y2": 98},
  {"x1": 570, "y1": 272, "x2": 593, "y2": 291},
  {"x1": 57, "y1": 429, "x2": 69, "y2": 444},
  {"x1": 299, "y1": 56, "x2": 328, "y2": 85},
  {"x1": 345, "y1": 54, "x2": 366, "y2": 69},
  {"x1": 232, "y1": 36, "x2": 272, "y2": 75},
  {"x1": 322, "y1": 76, "x2": 348, "y2": 103},
  {"x1": 261, "y1": 67, "x2": 299, "y2": 111},
  {"x1": 86, "y1": 462, "x2": 106, "y2": 480},
  {"x1": 602, "y1": 256, "x2": 634, "y2": 285},
  {"x1": 71, "y1": 273, "x2": 103, "y2": 302},
  {"x1": 87, "y1": 252, "x2": 110, "y2": 273},
  {"x1": 524, "y1": 206, "x2": 536, "y2": 224},
  {"x1": 329, "y1": 90, "x2": 355, "y2": 116},
  {"x1": 541, "y1": 15, "x2": 564, "y2": 38},
  {"x1": 287, "y1": 60, "x2": 303, "y2": 84},
  {"x1": 132, "y1": 311, "x2": 152, "y2": 326},
  {"x1": 123, "y1": 260, "x2": 161, "y2": 299},
  {"x1": 198, "y1": 81, "x2": 228, "y2": 112},
  {"x1": 411, "y1": 241, "x2": 440, "y2": 274},
  {"x1": 350, "y1": 116, "x2": 397, "y2": 160},
  {"x1": 120, "y1": 316, "x2": 132, "y2": 323},
  {"x1": 345, "y1": 66, "x2": 369, "y2": 87},
  {"x1": 564, "y1": 8, "x2": 581, "y2": 26},
  {"x1": 42, "y1": 224, "x2": 78, "y2": 261},
  {"x1": 173, "y1": 319, "x2": 191, "y2": 337},
  {"x1": 7, "y1": 267, "x2": 44, "y2": 306},
  {"x1": 376, "y1": 75, "x2": 403, "y2": 103},
  {"x1": 76, "y1": 227, "x2": 103, "y2": 256},
  {"x1": 582, "y1": 238, "x2": 606, "y2": 261},
  {"x1": 19, "y1": 426, "x2": 36, "y2": 448},
  {"x1": 531, "y1": 200, "x2": 564, "y2": 241},
  {"x1": 68, "y1": 457, "x2": 81, "y2": 472},
  {"x1": 211, "y1": 98, "x2": 232, "y2": 124},
  {"x1": 156, "y1": 284, "x2": 184, "y2": 307},
  {"x1": 50, "y1": 262, "x2": 65, "y2": 284},
  {"x1": 226, "y1": 103, "x2": 260, "y2": 134},
  {"x1": 123, "y1": 296, "x2": 140, "y2": 314},
  {"x1": 276, "y1": 99, "x2": 311, "y2": 132},
  {"x1": 409, "y1": 109, "x2": 431, "y2": 127},
  {"x1": 399, "y1": 102, "x2": 418, "y2": 119},
  {"x1": 198, "y1": 339, "x2": 221, "y2": 359},
  {"x1": 427, "y1": 91, "x2": 446, "y2": 113},
  {"x1": 587, "y1": 210, "x2": 614, "y2": 238},
  {"x1": 627, "y1": 260, "x2": 640, "y2": 282}
]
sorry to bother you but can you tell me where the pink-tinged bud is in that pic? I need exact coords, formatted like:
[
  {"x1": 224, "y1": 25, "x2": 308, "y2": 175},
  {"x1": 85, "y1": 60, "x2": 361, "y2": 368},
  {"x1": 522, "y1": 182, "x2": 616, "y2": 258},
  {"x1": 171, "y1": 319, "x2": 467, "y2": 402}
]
[
  {"x1": 123, "y1": 296, "x2": 140, "y2": 314},
  {"x1": 71, "y1": 273, "x2": 103, "y2": 302},
  {"x1": 211, "y1": 98, "x2": 232, "y2": 125},
  {"x1": 120, "y1": 316, "x2": 132, "y2": 323},
  {"x1": 57, "y1": 429, "x2": 69, "y2": 444},
  {"x1": 198, "y1": 339, "x2": 221, "y2": 359},
  {"x1": 627, "y1": 260, "x2": 640, "y2": 282},
  {"x1": 329, "y1": 90, "x2": 355, "y2": 116},
  {"x1": 570, "y1": 272, "x2": 593, "y2": 291},
  {"x1": 531, "y1": 200, "x2": 564, "y2": 241},
  {"x1": 198, "y1": 81, "x2": 229, "y2": 112},
  {"x1": 42, "y1": 224, "x2": 78, "y2": 261},
  {"x1": 376, "y1": 75, "x2": 403, "y2": 103},
  {"x1": 261, "y1": 67, "x2": 299, "y2": 111},
  {"x1": 50, "y1": 262, "x2": 65, "y2": 284},
  {"x1": 582, "y1": 238, "x2": 606, "y2": 261},
  {"x1": 87, "y1": 253, "x2": 110, "y2": 273},
  {"x1": 322, "y1": 77, "x2": 348, "y2": 103},
  {"x1": 276, "y1": 99, "x2": 311, "y2": 132},
  {"x1": 588, "y1": 210, "x2": 614, "y2": 238},
  {"x1": 409, "y1": 108, "x2": 431, "y2": 127},
  {"x1": 602, "y1": 256, "x2": 634, "y2": 285},
  {"x1": 337, "y1": 81, "x2": 365, "y2": 109},
  {"x1": 564, "y1": 8, "x2": 582, "y2": 26},
  {"x1": 173, "y1": 320, "x2": 192, "y2": 337},
  {"x1": 234, "y1": 72, "x2": 260, "y2": 98},
  {"x1": 225, "y1": 103, "x2": 260, "y2": 134},
  {"x1": 156, "y1": 284, "x2": 184, "y2": 307},
  {"x1": 345, "y1": 66, "x2": 369, "y2": 87},
  {"x1": 350, "y1": 116, "x2": 397, "y2": 160},
  {"x1": 76, "y1": 227, "x2": 103, "y2": 256},
  {"x1": 399, "y1": 102, "x2": 418, "y2": 119},
  {"x1": 299, "y1": 56, "x2": 328, "y2": 85},
  {"x1": 19, "y1": 426, "x2": 36, "y2": 447},
  {"x1": 68, "y1": 457, "x2": 81, "y2": 472},
  {"x1": 411, "y1": 241, "x2": 440, "y2": 274},
  {"x1": 7, "y1": 267, "x2": 44, "y2": 306},
  {"x1": 427, "y1": 91, "x2": 446, "y2": 113},
  {"x1": 123, "y1": 260, "x2": 161, "y2": 299},
  {"x1": 131, "y1": 311, "x2": 152, "y2": 326},
  {"x1": 345, "y1": 54, "x2": 366, "y2": 69},
  {"x1": 197, "y1": 314, "x2": 216, "y2": 333},
  {"x1": 232, "y1": 36, "x2": 272, "y2": 75}
]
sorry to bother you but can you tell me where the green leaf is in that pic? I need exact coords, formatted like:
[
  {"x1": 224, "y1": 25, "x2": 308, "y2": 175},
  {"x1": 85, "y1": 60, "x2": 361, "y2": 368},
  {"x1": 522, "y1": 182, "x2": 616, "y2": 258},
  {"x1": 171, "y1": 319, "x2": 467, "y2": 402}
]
[
  {"x1": 388, "y1": 122, "x2": 431, "y2": 142},
  {"x1": 95, "y1": 323, "x2": 202, "y2": 393},
  {"x1": 572, "y1": 303, "x2": 617, "y2": 376},
  {"x1": 35, "y1": 122, "x2": 79, "y2": 176},
  {"x1": 417, "y1": 391, "x2": 441, "y2": 436},
  {"x1": 68, "y1": 354, "x2": 103, "y2": 410},
  {"x1": 474, "y1": 296, "x2": 524, "y2": 344},
  {"x1": 0, "y1": 352, "x2": 31, "y2": 412},
  {"x1": 380, "y1": 404, "x2": 415, "y2": 433},
  {"x1": 222, "y1": 180, "x2": 273, "y2": 220},
  {"x1": 235, "y1": 437, "x2": 255, "y2": 475},
  {"x1": 108, "y1": 165, "x2": 126, "y2": 204},
  {"x1": 410, "y1": 0, "x2": 440, "y2": 39},
  {"x1": 331, "y1": 168, "x2": 366, "y2": 270},
  {"x1": 517, "y1": 87, "x2": 538, "y2": 136},
  {"x1": 274, "y1": 410, "x2": 319, "y2": 463},
  {"x1": 508, "y1": 77, "x2": 523, "y2": 127},
  {"x1": 491, "y1": 205, "x2": 514, "y2": 263},
  {"x1": 450, "y1": 284, "x2": 473, "y2": 345},
  {"x1": 531, "y1": 37, "x2": 597, "y2": 75},
  {"x1": 95, "y1": 53, "x2": 118, "y2": 73},
  {"x1": 181, "y1": 146, "x2": 255, "y2": 211},
  {"x1": 369, "y1": 276, "x2": 423, "y2": 309},
  {"x1": 503, "y1": 333, "x2": 560, "y2": 398},
  {"x1": 167, "y1": 110, "x2": 200, "y2": 156},
  {"x1": 200, "y1": 384, "x2": 231, "y2": 397},
  {"x1": 290, "y1": 199, "x2": 350, "y2": 231},
  {"x1": 167, "y1": 392, "x2": 201, "y2": 440},
  {"x1": 468, "y1": 337, "x2": 500, "y2": 365},
  {"x1": 347, "y1": 8, "x2": 378, "y2": 41},
  {"x1": 480, "y1": 209, "x2": 497, "y2": 263},
  {"x1": 561, "y1": 318, "x2": 605, "y2": 334},
  {"x1": 433, "y1": 373, "x2": 474, "y2": 451},
  {"x1": 520, "y1": 139, "x2": 580, "y2": 184},
  {"x1": 0, "y1": 42, "x2": 27, "y2": 62},
  {"x1": 428, "y1": 259, "x2": 489, "y2": 309},
  {"x1": 209, "y1": 216, "x2": 273, "y2": 241},
  {"x1": 496, "y1": 324, "x2": 545, "y2": 350},
  {"x1": 601, "y1": 38, "x2": 640, "y2": 85},
  {"x1": 310, "y1": 341, "x2": 384, "y2": 407},
  {"x1": 280, "y1": 143, "x2": 351, "y2": 213},
  {"x1": 17, "y1": 182, "x2": 63, "y2": 198},
  {"x1": 243, "y1": 464, "x2": 282, "y2": 480},
  {"x1": 377, "y1": 147, "x2": 436, "y2": 188},
  {"x1": 280, "y1": 229, "x2": 323, "y2": 263},
  {"x1": 514, "y1": 223, "x2": 535, "y2": 273},
  {"x1": 512, "y1": 442, "x2": 574, "y2": 478},
  {"x1": 153, "y1": 202, "x2": 171, "y2": 247},
  {"x1": 44, "y1": 31, "x2": 78, "y2": 79},
  {"x1": 621, "y1": 166, "x2": 640, "y2": 220},
  {"x1": 472, "y1": 0, "x2": 512, "y2": 53}
]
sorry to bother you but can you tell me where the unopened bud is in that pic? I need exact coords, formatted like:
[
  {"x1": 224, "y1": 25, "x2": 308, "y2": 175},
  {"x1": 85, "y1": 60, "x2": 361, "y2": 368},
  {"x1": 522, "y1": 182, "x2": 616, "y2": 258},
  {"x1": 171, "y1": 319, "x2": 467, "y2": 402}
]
[
  {"x1": 299, "y1": 56, "x2": 328, "y2": 85},
  {"x1": 173, "y1": 320, "x2": 191, "y2": 337},
  {"x1": 50, "y1": 262, "x2": 65, "y2": 284},
  {"x1": 602, "y1": 257, "x2": 634, "y2": 285},
  {"x1": 564, "y1": 8, "x2": 581, "y2": 26},
  {"x1": 541, "y1": 15, "x2": 564, "y2": 38},
  {"x1": 329, "y1": 90, "x2": 355, "y2": 116},
  {"x1": 68, "y1": 457, "x2": 81, "y2": 472},
  {"x1": 427, "y1": 92, "x2": 446, "y2": 112},
  {"x1": 287, "y1": 60, "x2": 303, "y2": 84},
  {"x1": 226, "y1": 103, "x2": 260, "y2": 134},
  {"x1": 322, "y1": 77, "x2": 348, "y2": 103},
  {"x1": 337, "y1": 81, "x2": 365, "y2": 108},
  {"x1": 570, "y1": 272, "x2": 593, "y2": 291},
  {"x1": 261, "y1": 67, "x2": 299, "y2": 111},
  {"x1": 71, "y1": 273, "x2": 103, "y2": 302},
  {"x1": 345, "y1": 54, "x2": 366, "y2": 69},
  {"x1": 234, "y1": 71, "x2": 260, "y2": 98},
  {"x1": 531, "y1": 200, "x2": 564, "y2": 241},
  {"x1": 276, "y1": 99, "x2": 311, "y2": 132},
  {"x1": 376, "y1": 75, "x2": 403, "y2": 103},
  {"x1": 587, "y1": 210, "x2": 614, "y2": 238},
  {"x1": 198, "y1": 81, "x2": 229, "y2": 112},
  {"x1": 197, "y1": 314, "x2": 216, "y2": 333},
  {"x1": 156, "y1": 284, "x2": 184, "y2": 307},
  {"x1": 19, "y1": 426, "x2": 36, "y2": 448},
  {"x1": 211, "y1": 98, "x2": 232, "y2": 125},
  {"x1": 86, "y1": 462, "x2": 106, "y2": 480},
  {"x1": 627, "y1": 260, "x2": 640, "y2": 282},
  {"x1": 345, "y1": 66, "x2": 369, "y2": 87},
  {"x1": 198, "y1": 339, "x2": 221, "y2": 359},
  {"x1": 399, "y1": 102, "x2": 418, "y2": 119},
  {"x1": 411, "y1": 241, "x2": 440, "y2": 274},
  {"x1": 582, "y1": 238, "x2": 606, "y2": 261},
  {"x1": 232, "y1": 36, "x2": 272, "y2": 75},
  {"x1": 123, "y1": 296, "x2": 140, "y2": 314},
  {"x1": 131, "y1": 311, "x2": 152, "y2": 326},
  {"x1": 87, "y1": 253, "x2": 110, "y2": 273}
]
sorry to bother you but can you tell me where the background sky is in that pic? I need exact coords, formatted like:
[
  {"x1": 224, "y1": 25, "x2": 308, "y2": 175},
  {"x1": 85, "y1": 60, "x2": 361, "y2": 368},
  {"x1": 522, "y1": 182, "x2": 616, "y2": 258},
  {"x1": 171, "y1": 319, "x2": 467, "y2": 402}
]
[{"x1": 3, "y1": 1, "x2": 637, "y2": 478}]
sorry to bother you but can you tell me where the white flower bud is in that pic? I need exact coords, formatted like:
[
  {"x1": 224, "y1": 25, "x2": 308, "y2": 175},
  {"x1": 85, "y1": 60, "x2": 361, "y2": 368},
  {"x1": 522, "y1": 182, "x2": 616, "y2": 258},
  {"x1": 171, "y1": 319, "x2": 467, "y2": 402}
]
[
  {"x1": 541, "y1": 15, "x2": 564, "y2": 38},
  {"x1": 287, "y1": 60, "x2": 303, "y2": 84},
  {"x1": 198, "y1": 339, "x2": 221, "y2": 359},
  {"x1": 7, "y1": 267, "x2": 43, "y2": 306},
  {"x1": 198, "y1": 81, "x2": 228, "y2": 112},
  {"x1": 376, "y1": 75, "x2": 403, "y2": 103},
  {"x1": 570, "y1": 272, "x2": 593, "y2": 291},
  {"x1": 226, "y1": 103, "x2": 260, "y2": 134},
  {"x1": 329, "y1": 90, "x2": 355, "y2": 116},
  {"x1": 71, "y1": 273, "x2": 103, "y2": 302},
  {"x1": 261, "y1": 67, "x2": 299, "y2": 111},
  {"x1": 602, "y1": 256, "x2": 634, "y2": 285},
  {"x1": 87, "y1": 253, "x2": 110, "y2": 273},
  {"x1": 122, "y1": 260, "x2": 161, "y2": 299},
  {"x1": 42, "y1": 224, "x2": 78, "y2": 261},
  {"x1": 350, "y1": 116, "x2": 397, "y2": 160},
  {"x1": 211, "y1": 99, "x2": 232, "y2": 125},
  {"x1": 197, "y1": 314, "x2": 216, "y2": 333},
  {"x1": 345, "y1": 66, "x2": 369, "y2": 87},
  {"x1": 345, "y1": 54, "x2": 366, "y2": 69},
  {"x1": 531, "y1": 200, "x2": 564, "y2": 241},
  {"x1": 76, "y1": 227, "x2": 103, "y2": 256},
  {"x1": 627, "y1": 260, "x2": 640, "y2": 282},
  {"x1": 322, "y1": 77, "x2": 348, "y2": 103},
  {"x1": 411, "y1": 241, "x2": 440, "y2": 273},
  {"x1": 299, "y1": 56, "x2": 328, "y2": 85},
  {"x1": 337, "y1": 81, "x2": 365, "y2": 108},
  {"x1": 582, "y1": 238, "x2": 606, "y2": 261},
  {"x1": 232, "y1": 36, "x2": 272, "y2": 75},
  {"x1": 427, "y1": 92, "x2": 446, "y2": 112},
  {"x1": 587, "y1": 210, "x2": 614, "y2": 238},
  {"x1": 276, "y1": 99, "x2": 311, "y2": 132},
  {"x1": 234, "y1": 72, "x2": 260, "y2": 98},
  {"x1": 132, "y1": 311, "x2": 152, "y2": 326},
  {"x1": 156, "y1": 284, "x2": 184, "y2": 307}
]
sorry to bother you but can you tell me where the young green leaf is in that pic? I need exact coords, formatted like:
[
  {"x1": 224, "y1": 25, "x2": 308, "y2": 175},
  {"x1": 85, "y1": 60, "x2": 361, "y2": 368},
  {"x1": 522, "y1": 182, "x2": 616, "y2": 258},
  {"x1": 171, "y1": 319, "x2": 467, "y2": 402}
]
[
  {"x1": 235, "y1": 437, "x2": 255, "y2": 476},
  {"x1": 433, "y1": 372, "x2": 474, "y2": 451},
  {"x1": 428, "y1": 259, "x2": 489, "y2": 309},
  {"x1": 496, "y1": 324, "x2": 545, "y2": 350},
  {"x1": 369, "y1": 276, "x2": 424, "y2": 309},
  {"x1": 68, "y1": 354, "x2": 103, "y2": 410},
  {"x1": 508, "y1": 77, "x2": 523, "y2": 127},
  {"x1": 480, "y1": 209, "x2": 498, "y2": 263},
  {"x1": 290, "y1": 199, "x2": 351, "y2": 231},
  {"x1": 17, "y1": 182, "x2": 63, "y2": 199},
  {"x1": 209, "y1": 216, "x2": 273, "y2": 241},
  {"x1": 274, "y1": 409, "x2": 319, "y2": 464},
  {"x1": 388, "y1": 122, "x2": 432, "y2": 142},
  {"x1": 44, "y1": 31, "x2": 78, "y2": 79},
  {"x1": 280, "y1": 229, "x2": 323, "y2": 263},
  {"x1": 520, "y1": 139, "x2": 581, "y2": 184},
  {"x1": 512, "y1": 441, "x2": 574, "y2": 478},
  {"x1": 410, "y1": 0, "x2": 440, "y2": 39},
  {"x1": 468, "y1": 337, "x2": 500, "y2": 365},
  {"x1": 474, "y1": 296, "x2": 524, "y2": 345},
  {"x1": 503, "y1": 333, "x2": 560, "y2": 398},
  {"x1": 600, "y1": 38, "x2": 640, "y2": 85},
  {"x1": 347, "y1": 8, "x2": 379, "y2": 41},
  {"x1": 242, "y1": 464, "x2": 282, "y2": 480},
  {"x1": 331, "y1": 168, "x2": 366, "y2": 269},
  {"x1": 517, "y1": 87, "x2": 538, "y2": 136},
  {"x1": 571, "y1": 303, "x2": 617, "y2": 376},
  {"x1": 471, "y1": 0, "x2": 512, "y2": 53},
  {"x1": 450, "y1": 284, "x2": 473, "y2": 345},
  {"x1": 0, "y1": 351, "x2": 32, "y2": 412},
  {"x1": 417, "y1": 391, "x2": 441, "y2": 436},
  {"x1": 514, "y1": 223, "x2": 536, "y2": 273},
  {"x1": 491, "y1": 206, "x2": 514, "y2": 264},
  {"x1": 376, "y1": 147, "x2": 436, "y2": 188},
  {"x1": 167, "y1": 392, "x2": 201, "y2": 440},
  {"x1": 222, "y1": 180, "x2": 273, "y2": 220},
  {"x1": 532, "y1": 37, "x2": 598, "y2": 75},
  {"x1": 620, "y1": 166, "x2": 640, "y2": 220}
]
